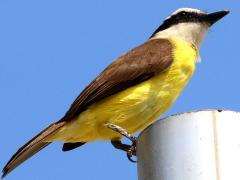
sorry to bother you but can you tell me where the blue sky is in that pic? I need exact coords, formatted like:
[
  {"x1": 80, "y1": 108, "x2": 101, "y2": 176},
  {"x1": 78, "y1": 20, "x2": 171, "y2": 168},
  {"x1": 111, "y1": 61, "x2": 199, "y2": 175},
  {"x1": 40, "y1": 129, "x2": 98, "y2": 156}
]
[{"x1": 0, "y1": 1, "x2": 239, "y2": 180}]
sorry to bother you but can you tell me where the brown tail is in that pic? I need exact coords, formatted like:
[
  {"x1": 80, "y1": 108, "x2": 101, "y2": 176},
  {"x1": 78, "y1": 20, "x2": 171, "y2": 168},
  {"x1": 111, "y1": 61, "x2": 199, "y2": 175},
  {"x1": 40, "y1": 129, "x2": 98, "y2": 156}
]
[{"x1": 2, "y1": 121, "x2": 66, "y2": 178}]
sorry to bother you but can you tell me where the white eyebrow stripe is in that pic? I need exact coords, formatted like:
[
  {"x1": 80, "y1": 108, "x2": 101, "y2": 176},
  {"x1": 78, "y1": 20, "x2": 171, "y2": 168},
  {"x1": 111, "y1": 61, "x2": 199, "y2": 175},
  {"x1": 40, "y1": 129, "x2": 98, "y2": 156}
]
[{"x1": 165, "y1": 8, "x2": 205, "y2": 20}]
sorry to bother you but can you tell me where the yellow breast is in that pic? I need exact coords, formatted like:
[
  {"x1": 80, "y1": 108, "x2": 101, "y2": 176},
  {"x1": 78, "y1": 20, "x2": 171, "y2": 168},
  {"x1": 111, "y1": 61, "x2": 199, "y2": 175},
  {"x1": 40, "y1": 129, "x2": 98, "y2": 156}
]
[{"x1": 49, "y1": 38, "x2": 198, "y2": 142}]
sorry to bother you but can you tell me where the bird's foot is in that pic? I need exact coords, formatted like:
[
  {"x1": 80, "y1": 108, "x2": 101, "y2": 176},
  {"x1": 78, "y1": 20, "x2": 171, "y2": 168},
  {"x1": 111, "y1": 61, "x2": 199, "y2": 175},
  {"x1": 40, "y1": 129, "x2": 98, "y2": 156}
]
[
  {"x1": 107, "y1": 123, "x2": 137, "y2": 163},
  {"x1": 111, "y1": 139, "x2": 137, "y2": 163},
  {"x1": 126, "y1": 139, "x2": 137, "y2": 163}
]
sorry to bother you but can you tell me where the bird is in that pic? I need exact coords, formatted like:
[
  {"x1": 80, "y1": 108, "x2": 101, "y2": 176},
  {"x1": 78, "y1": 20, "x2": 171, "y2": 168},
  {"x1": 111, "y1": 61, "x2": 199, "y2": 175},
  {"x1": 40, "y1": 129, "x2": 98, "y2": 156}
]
[{"x1": 2, "y1": 8, "x2": 229, "y2": 178}]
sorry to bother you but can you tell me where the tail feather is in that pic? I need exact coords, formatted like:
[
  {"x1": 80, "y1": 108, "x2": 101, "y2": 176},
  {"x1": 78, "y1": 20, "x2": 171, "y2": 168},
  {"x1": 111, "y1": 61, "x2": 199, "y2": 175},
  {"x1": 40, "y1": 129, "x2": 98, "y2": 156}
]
[{"x1": 2, "y1": 121, "x2": 66, "y2": 178}]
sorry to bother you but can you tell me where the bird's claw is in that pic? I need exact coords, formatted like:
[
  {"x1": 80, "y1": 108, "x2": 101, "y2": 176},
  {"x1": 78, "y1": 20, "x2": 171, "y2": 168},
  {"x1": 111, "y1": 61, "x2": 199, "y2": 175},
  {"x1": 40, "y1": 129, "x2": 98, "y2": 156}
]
[
  {"x1": 127, "y1": 138, "x2": 137, "y2": 163},
  {"x1": 107, "y1": 123, "x2": 137, "y2": 162}
]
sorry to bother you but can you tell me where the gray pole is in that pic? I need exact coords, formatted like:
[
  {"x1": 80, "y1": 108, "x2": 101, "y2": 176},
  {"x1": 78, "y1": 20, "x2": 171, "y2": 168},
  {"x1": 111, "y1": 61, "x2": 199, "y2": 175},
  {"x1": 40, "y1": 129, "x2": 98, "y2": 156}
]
[{"x1": 137, "y1": 110, "x2": 240, "y2": 180}]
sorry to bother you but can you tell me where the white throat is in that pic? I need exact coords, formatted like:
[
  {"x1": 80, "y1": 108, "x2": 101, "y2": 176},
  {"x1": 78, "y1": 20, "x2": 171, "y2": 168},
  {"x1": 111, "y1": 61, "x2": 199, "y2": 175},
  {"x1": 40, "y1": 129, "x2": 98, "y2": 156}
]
[{"x1": 151, "y1": 22, "x2": 209, "y2": 49}]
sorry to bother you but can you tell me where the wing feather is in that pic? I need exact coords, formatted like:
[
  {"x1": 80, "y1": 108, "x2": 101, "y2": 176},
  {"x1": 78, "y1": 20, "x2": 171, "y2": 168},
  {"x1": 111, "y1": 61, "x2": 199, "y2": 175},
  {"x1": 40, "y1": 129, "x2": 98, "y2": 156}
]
[{"x1": 62, "y1": 39, "x2": 173, "y2": 121}]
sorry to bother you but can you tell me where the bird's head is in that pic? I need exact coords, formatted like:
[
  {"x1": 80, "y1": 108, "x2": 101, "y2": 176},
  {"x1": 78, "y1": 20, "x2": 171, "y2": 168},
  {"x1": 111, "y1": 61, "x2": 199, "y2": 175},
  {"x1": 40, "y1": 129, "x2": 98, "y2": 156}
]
[{"x1": 151, "y1": 8, "x2": 229, "y2": 49}]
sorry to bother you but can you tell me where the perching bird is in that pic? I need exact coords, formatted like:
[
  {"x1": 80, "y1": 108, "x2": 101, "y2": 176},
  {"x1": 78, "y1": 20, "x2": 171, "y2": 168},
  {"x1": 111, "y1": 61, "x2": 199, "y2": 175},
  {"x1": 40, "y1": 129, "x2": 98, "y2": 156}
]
[{"x1": 2, "y1": 8, "x2": 229, "y2": 178}]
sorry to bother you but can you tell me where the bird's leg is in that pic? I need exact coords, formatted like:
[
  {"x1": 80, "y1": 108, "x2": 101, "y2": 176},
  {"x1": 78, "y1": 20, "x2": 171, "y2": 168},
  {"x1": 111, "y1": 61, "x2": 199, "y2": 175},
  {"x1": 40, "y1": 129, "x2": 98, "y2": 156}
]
[{"x1": 106, "y1": 123, "x2": 137, "y2": 162}]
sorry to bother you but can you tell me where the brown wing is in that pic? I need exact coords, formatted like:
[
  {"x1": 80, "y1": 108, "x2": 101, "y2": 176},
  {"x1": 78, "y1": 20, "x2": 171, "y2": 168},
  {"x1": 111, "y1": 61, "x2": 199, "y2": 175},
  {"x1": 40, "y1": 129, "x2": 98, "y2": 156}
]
[{"x1": 61, "y1": 39, "x2": 173, "y2": 122}]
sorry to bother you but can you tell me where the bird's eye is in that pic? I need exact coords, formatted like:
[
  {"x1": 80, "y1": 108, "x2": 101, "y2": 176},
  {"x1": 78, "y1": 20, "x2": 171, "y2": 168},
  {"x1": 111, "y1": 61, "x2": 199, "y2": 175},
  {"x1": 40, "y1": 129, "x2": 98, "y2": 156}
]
[{"x1": 181, "y1": 12, "x2": 187, "y2": 16}]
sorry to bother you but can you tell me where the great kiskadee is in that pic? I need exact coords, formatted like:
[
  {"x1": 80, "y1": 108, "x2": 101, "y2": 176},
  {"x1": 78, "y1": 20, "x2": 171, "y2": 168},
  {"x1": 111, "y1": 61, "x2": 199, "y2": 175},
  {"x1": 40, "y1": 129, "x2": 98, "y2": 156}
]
[{"x1": 2, "y1": 8, "x2": 229, "y2": 178}]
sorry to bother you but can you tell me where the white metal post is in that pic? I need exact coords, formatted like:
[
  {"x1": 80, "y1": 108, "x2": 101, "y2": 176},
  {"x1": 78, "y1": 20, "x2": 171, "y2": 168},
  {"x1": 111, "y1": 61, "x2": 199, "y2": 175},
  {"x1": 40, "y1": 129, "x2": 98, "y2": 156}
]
[{"x1": 137, "y1": 110, "x2": 240, "y2": 180}]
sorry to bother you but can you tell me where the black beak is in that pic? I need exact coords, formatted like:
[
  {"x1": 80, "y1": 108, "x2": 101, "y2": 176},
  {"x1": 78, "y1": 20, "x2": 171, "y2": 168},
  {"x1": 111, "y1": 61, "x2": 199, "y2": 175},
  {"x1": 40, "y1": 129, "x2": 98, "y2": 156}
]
[{"x1": 205, "y1": 10, "x2": 230, "y2": 26}]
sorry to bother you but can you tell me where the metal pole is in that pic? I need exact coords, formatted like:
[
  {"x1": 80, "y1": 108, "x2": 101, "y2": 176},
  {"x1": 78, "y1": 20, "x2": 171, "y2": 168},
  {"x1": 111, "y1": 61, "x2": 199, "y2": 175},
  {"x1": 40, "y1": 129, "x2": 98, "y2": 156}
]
[{"x1": 137, "y1": 110, "x2": 240, "y2": 180}]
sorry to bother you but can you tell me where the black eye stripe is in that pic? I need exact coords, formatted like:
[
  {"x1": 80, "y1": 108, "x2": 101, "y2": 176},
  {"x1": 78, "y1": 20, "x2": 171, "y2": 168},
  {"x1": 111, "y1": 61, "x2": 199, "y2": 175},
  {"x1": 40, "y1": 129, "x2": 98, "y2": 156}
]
[
  {"x1": 171, "y1": 11, "x2": 205, "y2": 21},
  {"x1": 150, "y1": 11, "x2": 206, "y2": 38}
]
